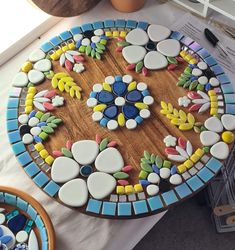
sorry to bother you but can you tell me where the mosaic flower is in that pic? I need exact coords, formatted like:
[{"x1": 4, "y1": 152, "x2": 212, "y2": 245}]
[
  {"x1": 0, "y1": 226, "x2": 13, "y2": 249},
  {"x1": 86, "y1": 75, "x2": 154, "y2": 130},
  {"x1": 73, "y1": 63, "x2": 85, "y2": 73},
  {"x1": 52, "y1": 95, "x2": 64, "y2": 106},
  {"x1": 59, "y1": 50, "x2": 85, "y2": 72},
  {"x1": 163, "y1": 135, "x2": 177, "y2": 147},
  {"x1": 13, "y1": 243, "x2": 28, "y2": 250},
  {"x1": 178, "y1": 96, "x2": 191, "y2": 107}
]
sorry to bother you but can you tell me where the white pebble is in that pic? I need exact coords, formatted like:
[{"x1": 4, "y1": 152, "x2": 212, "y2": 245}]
[
  {"x1": 146, "y1": 185, "x2": 159, "y2": 196},
  {"x1": 94, "y1": 29, "x2": 104, "y2": 36},
  {"x1": 92, "y1": 111, "x2": 103, "y2": 121},
  {"x1": 30, "y1": 127, "x2": 41, "y2": 136},
  {"x1": 107, "y1": 120, "x2": 118, "y2": 130},
  {"x1": 126, "y1": 119, "x2": 137, "y2": 129},
  {"x1": 16, "y1": 231, "x2": 28, "y2": 243},
  {"x1": 105, "y1": 76, "x2": 115, "y2": 85},
  {"x1": 159, "y1": 168, "x2": 171, "y2": 179},
  {"x1": 28, "y1": 117, "x2": 39, "y2": 127},
  {"x1": 115, "y1": 97, "x2": 125, "y2": 106},
  {"x1": 169, "y1": 174, "x2": 182, "y2": 185},
  {"x1": 81, "y1": 38, "x2": 90, "y2": 46},
  {"x1": 209, "y1": 77, "x2": 220, "y2": 87},
  {"x1": 140, "y1": 109, "x2": 150, "y2": 119},
  {"x1": 147, "y1": 173, "x2": 160, "y2": 184},
  {"x1": 22, "y1": 134, "x2": 33, "y2": 144},
  {"x1": 0, "y1": 213, "x2": 5, "y2": 224},
  {"x1": 143, "y1": 96, "x2": 154, "y2": 105},
  {"x1": 93, "y1": 83, "x2": 103, "y2": 92},
  {"x1": 18, "y1": 114, "x2": 29, "y2": 124},
  {"x1": 86, "y1": 98, "x2": 97, "y2": 107},
  {"x1": 197, "y1": 61, "x2": 208, "y2": 70},
  {"x1": 91, "y1": 36, "x2": 100, "y2": 43},
  {"x1": 198, "y1": 76, "x2": 208, "y2": 85},
  {"x1": 73, "y1": 34, "x2": 83, "y2": 42},
  {"x1": 137, "y1": 82, "x2": 147, "y2": 91},
  {"x1": 192, "y1": 68, "x2": 202, "y2": 76},
  {"x1": 122, "y1": 75, "x2": 133, "y2": 84}
]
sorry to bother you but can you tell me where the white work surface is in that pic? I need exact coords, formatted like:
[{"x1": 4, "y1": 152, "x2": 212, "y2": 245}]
[{"x1": 0, "y1": 0, "x2": 231, "y2": 249}]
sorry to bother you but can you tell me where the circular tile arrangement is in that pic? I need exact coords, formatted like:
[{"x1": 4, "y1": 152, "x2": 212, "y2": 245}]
[{"x1": 6, "y1": 19, "x2": 235, "y2": 219}]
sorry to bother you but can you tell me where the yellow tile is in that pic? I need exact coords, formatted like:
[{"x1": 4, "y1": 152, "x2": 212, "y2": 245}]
[
  {"x1": 25, "y1": 106, "x2": 33, "y2": 114},
  {"x1": 50, "y1": 52, "x2": 60, "y2": 61},
  {"x1": 210, "y1": 102, "x2": 218, "y2": 108},
  {"x1": 45, "y1": 155, "x2": 54, "y2": 165},
  {"x1": 28, "y1": 87, "x2": 36, "y2": 94},
  {"x1": 125, "y1": 185, "x2": 134, "y2": 194},
  {"x1": 55, "y1": 48, "x2": 63, "y2": 56},
  {"x1": 208, "y1": 90, "x2": 216, "y2": 96},
  {"x1": 26, "y1": 93, "x2": 34, "y2": 100},
  {"x1": 180, "y1": 51, "x2": 187, "y2": 57},
  {"x1": 190, "y1": 154, "x2": 200, "y2": 163},
  {"x1": 195, "y1": 148, "x2": 204, "y2": 157},
  {"x1": 116, "y1": 186, "x2": 125, "y2": 194},
  {"x1": 177, "y1": 164, "x2": 187, "y2": 173},
  {"x1": 184, "y1": 159, "x2": 194, "y2": 169},
  {"x1": 39, "y1": 149, "x2": 49, "y2": 159},
  {"x1": 25, "y1": 99, "x2": 33, "y2": 106},
  {"x1": 210, "y1": 108, "x2": 218, "y2": 115},
  {"x1": 189, "y1": 58, "x2": 198, "y2": 64},
  {"x1": 68, "y1": 42, "x2": 75, "y2": 50},
  {"x1": 120, "y1": 31, "x2": 127, "y2": 37},
  {"x1": 34, "y1": 143, "x2": 44, "y2": 152},
  {"x1": 184, "y1": 55, "x2": 193, "y2": 62},
  {"x1": 62, "y1": 45, "x2": 69, "y2": 52},
  {"x1": 134, "y1": 184, "x2": 143, "y2": 193},
  {"x1": 210, "y1": 96, "x2": 217, "y2": 102},
  {"x1": 112, "y1": 31, "x2": 119, "y2": 37},
  {"x1": 105, "y1": 31, "x2": 112, "y2": 37}
]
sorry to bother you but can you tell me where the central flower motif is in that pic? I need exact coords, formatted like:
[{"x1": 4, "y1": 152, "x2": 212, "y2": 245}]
[{"x1": 87, "y1": 75, "x2": 154, "y2": 130}]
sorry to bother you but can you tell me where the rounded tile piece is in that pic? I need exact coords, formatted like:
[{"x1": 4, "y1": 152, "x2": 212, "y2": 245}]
[
  {"x1": 221, "y1": 114, "x2": 235, "y2": 131},
  {"x1": 200, "y1": 131, "x2": 220, "y2": 146},
  {"x1": 146, "y1": 184, "x2": 159, "y2": 196},
  {"x1": 30, "y1": 127, "x2": 41, "y2": 136},
  {"x1": 126, "y1": 119, "x2": 137, "y2": 129},
  {"x1": 94, "y1": 29, "x2": 104, "y2": 36},
  {"x1": 93, "y1": 83, "x2": 103, "y2": 92},
  {"x1": 209, "y1": 77, "x2": 220, "y2": 87},
  {"x1": 143, "y1": 96, "x2": 154, "y2": 105},
  {"x1": 125, "y1": 28, "x2": 149, "y2": 46},
  {"x1": 28, "y1": 117, "x2": 39, "y2": 127},
  {"x1": 107, "y1": 120, "x2": 118, "y2": 130},
  {"x1": 140, "y1": 109, "x2": 150, "y2": 118},
  {"x1": 169, "y1": 174, "x2": 182, "y2": 185},
  {"x1": 0, "y1": 225, "x2": 16, "y2": 249},
  {"x1": 18, "y1": 114, "x2": 29, "y2": 124},
  {"x1": 0, "y1": 213, "x2": 5, "y2": 224},
  {"x1": 73, "y1": 33, "x2": 83, "y2": 42},
  {"x1": 144, "y1": 51, "x2": 168, "y2": 70},
  {"x1": 28, "y1": 49, "x2": 46, "y2": 62},
  {"x1": 22, "y1": 134, "x2": 33, "y2": 144},
  {"x1": 137, "y1": 82, "x2": 147, "y2": 91},
  {"x1": 92, "y1": 111, "x2": 103, "y2": 121},
  {"x1": 105, "y1": 76, "x2": 115, "y2": 85},
  {"x1": 115, "y1": 97, "x2": 125, "y2": 106},
  {"x1": 81, "y1": 38, "x2": 90, "y2": 46},
  {"x1": 91, "y1": 36, "x2": 100, "y2": 43},
  {"x1": 192, "y1": 68, "x2": 202, "y2": 77},
  {"x1": 33, "y1": 59, "x2": 52, "y2": 72},
  {"x1": 147, "y1": 24, "x2": 171, "y2": 42},
  {"x1": 122, "y1": 45, "x2": 146, "y2": 64},
  {"x1": 122, "y1": 74, "x2": 133, "y2": 84},
  {"x1": 159, "y1": 168, "x2": 171, "y2": 179},
  {"x1": 12, "y1": 72, "x2": 28, "y2": 87},
  {"x1": 198, "y1": 76, "x2": 208, "y2": 85},
  {"x1": 16, "y1": 230, "x2": 28, "y2": 243},
  {"x1": 210, "y1": 141, "x2": 229, "y2": 160},
  {"x1": 156, "y1": 39, "x2": 181, "y2": 57},
  {"x1": 204, "y1": 116, "x2": 223, "y2": 133},
  {"x1": 147, "y1": 173, "x2": 160, "y2": 184},
  {"x1": 28, "y1": 69, "x2": 45, "y2": 85},
  {"x1": 197, "y1": 61, "x2": 208, "y2": 70},
  {"x1": 86, "y1": 98, "x2": 98, "y2": 107}
]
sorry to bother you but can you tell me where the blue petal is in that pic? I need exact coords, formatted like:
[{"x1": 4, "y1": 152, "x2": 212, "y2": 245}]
[
  {"x1": 0, "y1": 227, "x2": 3, "y2": 237},
  {"x1": 1, "y1": 235, "x2": 13, "y2": 244}
]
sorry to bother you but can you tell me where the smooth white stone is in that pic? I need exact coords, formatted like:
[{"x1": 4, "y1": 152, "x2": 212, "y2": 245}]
[
  {"x1": 192, "y1": 68, "x2": 202, "y2": 76},
  {"x1": 210, "y1": 142, "x2": 229, "y2": 160},
  {"x1": 137, "y1": 82, "x2": 147, "y2": 91},
  {"x1": 94, "y1": 29, "x2": 104, "y2": 36},
  {"x1": 167, "y1": 154, "x2": 186, "y2": 162},
  {"x1": 0, "y1": 225, "x2": 16, "y2": 249},
  {"x1": 146, "y1": 184, "x2": 159, "y2": 196},
  {"x1": 221, "y1": 114, "x2": 235, "y2": 131},
  {"x1": 144, "y1": 51, "x2": 168, "y2": 70},
  {"x1": 192, "y1": 99, "x2": 209, "y2": 104},
  {"x1": 67, "y1": 50, "x2": 80, "y2": 56},
  {"x1": 28, "y1": 70, "x2": 45, "y2": 84},
  {"x1": 92, "y1": 111, "x2": 103, "y2": 121},
  {"x1": 18, "y1": 114, "x2": 29, "y2": 124},
  {"x1": 12, "y1": 72, "x2": 28, "y2": 87},
  {"x1": 22, "y1": 134, "x2": 34, "y2": 144},
  {"x1": 33, "y1": 101, "x2": 46, "y2": 111},
  {"x1": 28, "y1": 230, "x2": 38, "y2": 250},
  {"x1": 156, "y1": 39, "x2": 181, "y2": 57},
  {"x1": 34, "y1": 89, "x2": 48, "y2": 98},
  {"x1": 28, "y1": 49, "x2": 45, "y2": 62},
  {"x1": 126, "y1": 119, "x2": 137, "y2": 129},
  {"x1": 169, "y1": 174, "x2": 182, "y2": 185},
  {"x1": 91, "y1": 36, "x2": 100, "y2": 43},
  {"x1": 93, "y1": 83, "x2": 103, "y2": 92},
  {"x1": 204, "y1": 116, "x2": 223, "y2": 133},
  {"x1": 60, "y1": 53, "x2": 66, "y2": 66},
  {"x1": 34, "y1": 97, "x2": 50, "y2": 103},
  {"x1": 209, "y1": 77, "x2": 220, "y2": 86},
  {"x1": 107, "y1": 120, "x2": 118, "y2": 130},
  {"x1": 147, "y1": 24, "x2": 171, "y2": 42},
  {"x1": 105, "y1": 76, "x2": 115, "y2": 85},
  {"x1": 65, "y1": 53, "x2": 74, "y2": 63},
  {"x1": 59, "y1": 178, "x2": 88, "y2": 207},
  {"x1": 51, "y1": 157, "x2": 80, "y2": 183},
  {"x1": 73, "y1": 34, "x2": 83, "y2": 42},
  {"x1": 33, "y1": 59, "x2": 51, "y2": 72},
  {"x1": 95, "y1": 147, "x2": 124, "y2": 173},
  {"x1": 30, "y1": 127, "x2": 41, "y2": 136},
  {"x1": 143, "y1": 96, "x2": 154, "y2": 105},
  {"x1": 197, "y1": 61, "x2": 208, "y2": 70},
  {"x1": 115, "y1": 97, "x2": 125, "y2": 106},
  {"x1": 122, "y1": 74, "x2": 133, "y2": 84},
  {"x1": 176, "y1": 146, "x2": 189, "y2": 158},
  {"x1": 186, "y1": 141, "x2": 193, "y2": 156},
  {"x1": 0, "y1": 213, "x2": 5, "y2": 224},
  {"x1": 86, "y1": 98, "x2": 97, "y2": 107},
  {"x1": 87, "y1": 172, "x2": 116, "y2": 199},
  {"x1": 147, "y1": 173, "x2": 160, "y2": 184},
  {"x1": 81, "y1": 38, "x2": 90, "y2": 46},
  {"x1": 122, "y1": 45, "x2": 146, "y2": 64},
  {"x1": 197, "y1": 90, "x2": 209, "y2": 100},
  {"x1": 198, "y1": 76, "x2": 208, "y2": 85},
  {"x1": 72, "y1": 140, "x2": 99, "y2": 165},
  {"x1": 200, "y1": 131, "x2": 220, "y2": 146},
  {"x1": 159, "y1": 168, "x2": 171, "y2": 179},
  {"x1": 125, "y1": 28, "x2": 149, "y2": 46},
  {"x1": 16, "y1": 230, "x2": 28, "y2": 243},
  {"x1": 28, "y1": 117, "x2": 39, "y2": 127},
  {"x1": 198, "y1": 102, "x2": 210, "y2": 113},
  {"x1": 140, "y1": 109, "x2": 150, "y2": 119}
]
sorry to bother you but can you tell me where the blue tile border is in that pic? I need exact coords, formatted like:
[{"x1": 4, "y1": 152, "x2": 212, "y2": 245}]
[
  {"x1": 86, "y1": 199, "x2": 102, "y2": 214},
  {"x1": 161, "y1": 190, "x2": 178, "y2": 206}
]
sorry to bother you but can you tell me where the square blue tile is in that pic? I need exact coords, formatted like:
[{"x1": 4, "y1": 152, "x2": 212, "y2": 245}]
[
  {"x1": 33, "y1": 172, "x2": 49, "y2": 187},
  {"x1": 70, "y1": 26, "x2": 82, "y2": 35},
  {"x1": 17, "y1": 197, "x2": 28, "y2": 212},
  {"x1": 133, "y1": 200, "x2": 148, "y2": 215},
  {"x1": 174, "y1": 183, "x2": 192, "y2": 199},
  {"x1": 49, "y1": 36, "x2": 62, "y2": 46},
  {"x1": 189, "y1": 42, "x2": 202, "y2": 52},
  {"x1": 81, "y1": 23, "x2": 93, "y2": 32},
  {"x1": 35, "y1": 215, "x2": 44, "y2": 228},
  {"x1": 0, "y1": 193, "x2": 4, "y2": 202},
  {"x1": 225, "y1": 94, "x2": 235, "y2": 104},
  {"x1": 7, "y1": 98, "x2": 19, "y2": 109},
  {"x1": 221, "y1": 84, "x2": 234, "y2": 94},
  {"x1": 40, "y1": 42, "x2": 53, "y2": 53},
  {"x1": 6, "y1": 109, "x2": 18, "y2": 120},
  {"x1": 211, "y1": 65, "x2": 224, "y2": 75},
  {"x1": 43, "y1": 181, "x2": 60, "y2": 197},
  {"x1": 226, "y1": 104, "x2": 235, "y2": 114},
  {"x1": 206, "y1": 157, "x2": 223, "y2": 173},
  {"x1": 40, "y1": 227, "x2": 48, "y2": 242},
  {"x1": 197, "y1": 48, "x2": 210, "y2": 59},
  {"x1": 137, "y1": 21, "x2": 148, "y2": 30},
  {"x1": 170, "y1": 31, "x2": 184, "y2": 41},
  {"x1": 161, "y1": 190, "x2": 178, "y2": 206},
  {"x1": 126, "y1": 20, "x2": 137, "y2": 29},
  {"x1": 25, "y1": 162, "x2": 40, "y2": 177},
  {"x1": 86, "y1": 199, "x2": 102, "y2": 214},
  {"x1": 17, "y1": 152, "x2": 32, "y2": 166},
  {"x1": 9, "y1": 87, "x2": 22, "y2": 97},
  {"x1": 27, "y1": 205, "x2": 37, "y2": 220},
  {"x1": 115, "y1": 19, "x2": 126, "y2": 28},
  {"x1": 197, "y1": 167, "x2": 214, "y2": 182},
  {"x1": 102, "y1": 202, "x2": 116, "y2": 216},
  {"x1": 204, "y1": 56, "x2": 217, "y2": 66},
  {"x1": 187, "y1": 175, "x2": 204, "y2": 191},
  {"x1": 147, "y1": 196, "x2": 164, "y2": 211},
  {"x1": 7, "y1": 119, "x2": 18, "y2": 131},
  {"x1": 118, "y1": 202, "x2": 132, "y2": 216},
  {"x1": 5, "y1": 193, "x2": 17, "y2": 206},
  {"x1": 104, "y1": 19, "x2": 115, "y2": 28},
  {"x1": 8, "y1": 130, "x2": 21, "y2": 143},
  {"x1": 180, "y1": 36, "x2": 194, "y2": 46},
  {"x1": 12, "y1": 141, "x2": 26, "y2": 155},
  {"x1": 42, "y1": 241, "x2": 48, "y2": 250},
  {"x1": 217, "y1": 74, "x2": 230, "y2": 85},
  {"x1": 115, "y1": 75, "x2": 122, "y2": 81},
  {"x1": 59, "y1": 31, "x2": 72, "y2": 41},
  {"x1": 92, "y1": 21, "x2": 104, "y2": 29}
]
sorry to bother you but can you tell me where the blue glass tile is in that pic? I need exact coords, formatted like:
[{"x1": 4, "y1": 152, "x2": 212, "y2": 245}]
[
  {"x1": 27, "y1": 205, "x2": 37, "y2": 220},
  {"x1": 86, "y1": 199, "x2": 102, "y2": 214},
  {"x1": 9, "y1": 87, "x2": 22, "y2": 97},
  {"x1": 115, "y1": 75, "x2": 122, "y2": 81},
  {"x1": 217, "y1": 74, "x2": 230, "y2": 84},
  {"x1": 92, "y1": 21, "x2": 104, "y2": 29},
  {"x1": 0, "y1": 193, "x2": 4, "y2": 202},
  {"x1": 40, "y1": 227, "x2": 48, "y2": 242},
  {"x1": 33, "y1": 172, "x2": 49, "y2": 187},
  {"x1": 204, "y1": 56, "x2": 217, "y2": 66},
  {"x1": 221, "y1": 83, "x2": 234, "y2": 94},
  {"x1": 137, "y1": 21, "x2": 148, "y2": 30},
  {"x1": 7, "y1": 98, "x2": 19, "y2": 108},
  {"x1": 81, "y1": 23, "x2": 93, "y2": 32},
  {"x1": 135, "y1": 116, "x2": 143, "y2": 124},
  {"x1": 133, "y1": 200, "x2": 148, "y2": 215},
  {"x1": 189, "y1": 42, "x2": 202, "y2": 52},
  {"x1": 7, "y1": 109, "x2": 18, "y2": 120},
  {"x1": 59, "y1": 31, "x2": 72, "y2": 41},
  {"x1": 197, "y1": 48, "x2": 210, "y2": 59},
  {"x1": 126, "y1": 20, "x2": 137, "y2": 29},
  {"x1": 17, "y1": 198, "x2": 28, "y2": 212},
  {"x1": 174, "y1": 183, "x2": 192, "y2": 199},
  {"x1": 42, "y1": 241, "x2": 48, "y2": 250},
  {"x1": 104, "y1": 19, "x2": 115, "y2": 28},
  {"x1": 115, "y1": 19, "x2": 126, "y2": 28},
  {"x1": 161, "y1": 190, "x2": 178, "y2": 206},
  {"x1": 100, "y1": 118, "x2": 108, "y2": 127},
  {"x1": 102, "y1": 202, "x2": 116, "y2": 216},
  {"x1": 206, "y1": 157, "x2": 223, "y2": 173},
  {"x1": 40, "y1": 42, "x2": 53, "y2": 53},
  {"x1": 187, "y1": 176, "x2": 204, "y2": 191},
  {"x1": 25, "y1": 162, "x2": 40, "y2": 177},
  {"x1": 224, "y1": 94, "x2": 235, "y2": 104},
  {"x1": 181, "y1": 36, "x2": 194, "y2": 46},
  {"x1": 5, "y1": 193, "x2": 16, "y2": 206},
  {"x1": 7, "y1": 119, "x2": 18, "y2": 131},
  {"x1": 70, "y1": 26, "x2": 82, "y2": 35},
  {"x1": 170, "y1": 31, "x2": 184, "y2": 41},
  {"x1": 49, "y1": 36, "x2": 62, "y2": 46},
  {"x1": 147, "y1": 196, "x2": 164, "y2": 211},
  {"x1": 43, "y1": 181, "x2": 60, "y2": 197},
  {"x1": 118, "y1": 202, "x2": 132, "y2": 216},
  {"x1": 226, "y1": 104, "x2": 235, "y2": 114},
  {"x1": 8, "y1": 130, "x2": 21, "y2": 143},
  {"x1": 197, "y1": 167, "x2": 214, "y2": 182},
  {"x1": 12, "y1": 142, "x2": 26, "y2": 155},
  {"x1": 17, "y1": 152, "x2": 32, "y2": 166},
  {"x1": 211, "y1": 65, "x2": 224, "y2": 75},
  {"x1": 35, "y1": 215, "x2": 44, "y2": 228}
]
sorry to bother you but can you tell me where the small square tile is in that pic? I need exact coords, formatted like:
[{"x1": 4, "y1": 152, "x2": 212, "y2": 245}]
[
  {"x1": 81, "y1": 23, "x2": 93, "y2": 32},
  {"x1": 188, "y1": 167, "x2": 198, "y2": 176},
  {"x1": 9, "y1": 87, "x2": 22, "y2": 97},
  {"x1": 7, "y1": 98, "x2": 19, "y2": 109},
  {"x1": 126, "y1": 20, "x2": 137, "y2": 29},
  {"x1": 7, "y1": 119, "x2": 18, "y2": 131},
  {"x1": 161, "y1": 190, "x2": 178, "y2": 206},
  {"x1": 137, "y1": 21, "x2": 149, "y2": 30},
  {"x1": 43, "y1": 181, "x2": 60, "y2": 197},
  {"x1": 102, "y1": 202, "x2": 116, "y2": 216},
  {"x1": 128, "y1": 193, "x2": 136, "y2": 202},
  {"x1": 117, "y1": 202, "x2": 132, "y2": 216},
  {"x1": 92, "y1": 21, "x2": 104, "y2": 29},
  {"x1": 110, "y1": 194, "x2": 118, "y2": 202},
  {"x1": 180, "y1": 36, "x2": 194, "y2": 46},
  {"x1": 115, "y1": 19, "x2": 126, "y2": 28},
  {"x1": 33, "y1": 172, "x2": 49, "y2": 187},
  {"x1": 11, "y1": 141, "x2": 25, "y2": 155},
  {"x1": 182, "y1": 171, "x2": 191, "y2": 180},
  {"x1": 217, "y1": 74, "x2": 230, "y2": 85},
  {"x1": 147, "y1": 196, "x2": 164, "y2": 211},
  {"x1": 40, "y1": 42, "x2": 53, "y2": 53},
  {"x1": 195, "y1": 161, "x2": 204, "y2": 170},
  {"x1": 206, "y1": 157, "x2": 223, "y2": 173},
  {"x1": 170, "y1": 31, "x2": 184, "y2": 41},
  {"x1": 86, "y1": 199, "x2": 102, "y2": 214},
  {"x1": 189, "y1": 42, "x2": 202, "y2": 52},
  {"x1": 133, "y1": 200, "x2": 148, "y2": 215},
  {"x1": 7, "y1": 109, "x2": 18, "y2": 120},
  {"x1": 226, "y1": 104, "x2": 235, "y2": 114},
  {"x1": 211, "y1": 65, "x2": 224, "y2": 75},
  {"x1": 198, "y1": 48, "x2": 210, "y2": 59},
  {"x1": 222, "y1": 84, "x2": 234, "y2": 94},
  {"x1": 224, "y1": 94, "x2": 235, "y2": 104},
  {"x1": 35, "y1": 215, "x2": 44, "y2": 228},
  {"x1": 197, "y1": 167, "x2": 214, "y2": 182},
  {"x1": 104, "y1": 19, "x2": 115, "y2": 28},
  {"x1": 174, "y1": 183, "x2": 192, "y2": 199},
  {"x1": 119, "y1": 195, "x2": 127, "y2": 202},
  {"x1": 187, "y1": 176, "x2": 204, "y2": 191},
  {"x1": 70, "y1": 26, "x2": 82, "y2": 35},
  {"x1": 17, "y1": 197, "x2": 28, "y2": 211},
  {"x1": 200, "y1": 155, "x2": 210, "y2": 163},
  {"x1": 17, "y1": 152, "x2": 32, "y2": 166},
  {"x1": 59, "y1": 31, "x2": 72, "y2": 41},
  {"x1": 137, "y1": 192, "x2": 146, "y2": 200},
  {"x1": 50, "y1": 36, "x2": 62, "y2": 46},
  {"x1": 204, "y1": 56, "x2": 217, "y2": 66},
  {"x1": 25, "y1": 162, "x2": 40, "y2": 177},
  {"x1": 27, "y1": 205, "x2": 37, "y2": 220},
  {"x1": 4, "y1": 193, "x2": 17, "y2": 206}
]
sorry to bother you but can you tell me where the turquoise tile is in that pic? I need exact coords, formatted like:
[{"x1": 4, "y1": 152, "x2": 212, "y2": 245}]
[
  {"x1": 147, "y1": 196, "x2": 164, "y2": 211},
  {"x1": 224, "y1": 94, "x2": 235, "y2": 104},
  {"x1": 35, "y1": 215, "x2": 44, "y2": 228},
  {"x1": 197, "y1": 167, "x2": 214, "y2": 182},
  {"x1": 206, "y1": 157, "x2": 222, "y2": 173},
  {"x1": 162, "y1": 190, "x2": 178, "y2": 206},
  {"x1": 25, "y1": 162, "x2": 40, "y2": 177},
  {"x1": 7, "y1": 98, "x2": 19, "y2": 108},
  {"x1": 211, "y1": 65, "x2": 224, "y2": 75},
  {"x1": 92, "y1": 21, "x2": 104, "y2": 29},
  {"x1": 50, "y1": 36, "x2": 62, "y2": 46},
  {"x1": 170, "y1": 31, "x2": 184, "y2": 41},
  {"x1": 5, "y1": 193, "x2": 17, "y2": 206},
  {"x1": 221, "y1": 84, "x2": 234, "y2": 94},
  {"x1": 174, "y1": 183, "x2": 192, "y2": 199},
  {"x1": 118, "y1": 202, "x2": 132, "y2": 216},
  {"x1": 70, "y1": 26, "x2": 82, "y2": 35},
  {"x1": 204, "y1": 56, "x2": 217, "y2": 66},
  {"x1": 187, "y1": 176, "x2": 204, "y2": 191},
  {"x1": 189, "y1": 42, "x2": 202, "y2": 52},
  {"x1": 137, "y1": 21, "x2": 148, "y2": 30},
  {"x1": 104, "y1": 19, "x2": 115, "y2": 28},
  {"x1": 7, "y1": 119, "x2": 18, "y2": 131},
  {"x1": 198, "y1": 48, "x2": 210, "y2": 59},
  {"x1": 0, "y1": 192, "x2": 4, "y2": 202},
  {"x1": 81, "y1": 23, "x2": 93, "y2": 32},
  {"x1": 27, "y1": 205, "x2": 37, "y2": 220},
  {"x1": 7, "y1": 109, "x2": 18, "y2": 120},
  {"x1": 126, "y1": 20, "x2": 137, "y2": 29},
  {"x1": 12, "y1": 141, "x2": 26, "y2": 155},
  {"x1": 59, "y1": 31, "x2": 72, "y2": 41},
  {"x1": 17, "y1": 197, "x2": 28, "y2": 211},
  {"x1": 102, "y1": 202, "x2": 116, "y2": 216},
  {"x1": 133, "y1": 200, "x2": 148, "y2": 215},
  {"x1": 115, "y1": 19, "x2": 126, "y2": 28},
  {"x1": 8, "y1": 130, "x2": 21, "y2": 143},
  {"x1": 40, "y1": 227, "x2": 48, "y2": 242},
  {"x1": 181, "y1": 36, "x2": 194, "y2": 46},
  {"x1": 226, "y1": 104, "x2": 235, "y2": 114},
  {"x1": 17, "y1": 152, "x2": 32, "y2": 166},
  {"x1": 40, "y1": 42, "x2": 53, "y2": 53},
  {"x1": 9, "y1": 87, "x2": 22, "y2": 97},
  {"x1": 217, "y1": 74, "x2": 230, "y2": 84},
  {"x1": 33, "y1": 172, "x2": 49, "y2": 187},
  {"x1": 86, "y1": 199, "x2": 102, "y2": 214},
  {"x1": 42, "y1": 241, "x2": 48, "y2": 250},
  {"x1": 43, "y1": 181, "x2": 60, "y2": 197}
]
